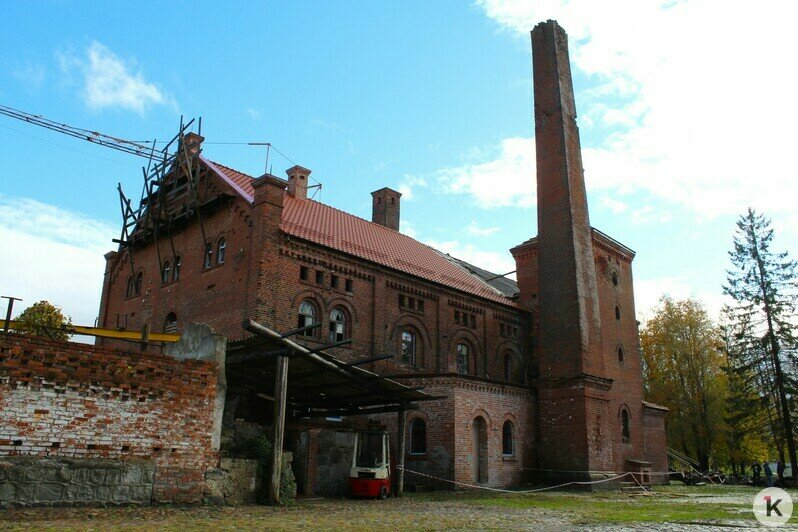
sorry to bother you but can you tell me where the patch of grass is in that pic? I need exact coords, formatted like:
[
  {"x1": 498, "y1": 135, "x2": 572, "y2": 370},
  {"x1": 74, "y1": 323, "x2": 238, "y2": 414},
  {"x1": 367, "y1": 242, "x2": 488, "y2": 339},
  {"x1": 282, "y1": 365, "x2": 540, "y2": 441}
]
[{"x1": 469, "y1": 492, "x2": 751, "y2": 524}]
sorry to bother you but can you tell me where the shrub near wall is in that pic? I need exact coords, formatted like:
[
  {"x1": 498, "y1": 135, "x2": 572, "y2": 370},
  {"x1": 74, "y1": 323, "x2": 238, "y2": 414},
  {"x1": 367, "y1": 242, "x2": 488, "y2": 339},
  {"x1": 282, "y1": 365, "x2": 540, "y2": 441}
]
[{"x1": 0, "y1": 333, "x2": 220, "y2": 505}]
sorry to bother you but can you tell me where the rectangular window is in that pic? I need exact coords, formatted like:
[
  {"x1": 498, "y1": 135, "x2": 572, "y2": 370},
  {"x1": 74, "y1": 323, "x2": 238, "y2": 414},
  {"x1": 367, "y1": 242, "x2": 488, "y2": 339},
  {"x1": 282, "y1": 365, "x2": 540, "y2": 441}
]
[
  {"x1": 500, "y1": 323, "x2": 506, "y2": 335},
  {"x1": 331, "y1": 275, "x2": 339, "y2": 289},
  {"x1": 399, "y1": 294, "x2": 406, "y2": 307},
  {"x1": 454, "y1": 310, "x2": 460, "y2": 324},
  {"x1": 345, "y1": 279, "x2": 353, "y2": 292},
  {"x1": 470, "y1": 315, "x2": 476, "y2": 329},
  {"x1": 417, "y1": 300, "x2": 424, "y2": 312},
  {"x1": 315, "y1": 270, "x2": 324, "y2": 284},
  {"x1": 408, "y1": 297, "x2": 416, "y2": 310},
  {"x1": 300, "y1": 266, "x2": 308, "y2": 281}
]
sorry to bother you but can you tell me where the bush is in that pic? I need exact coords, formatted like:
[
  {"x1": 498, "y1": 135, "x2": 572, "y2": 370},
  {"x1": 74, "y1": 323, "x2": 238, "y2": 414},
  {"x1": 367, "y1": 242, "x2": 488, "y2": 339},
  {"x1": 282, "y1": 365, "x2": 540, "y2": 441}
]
[{"x1": 227, "y1": 435, "x2": 296, "y2": 504}]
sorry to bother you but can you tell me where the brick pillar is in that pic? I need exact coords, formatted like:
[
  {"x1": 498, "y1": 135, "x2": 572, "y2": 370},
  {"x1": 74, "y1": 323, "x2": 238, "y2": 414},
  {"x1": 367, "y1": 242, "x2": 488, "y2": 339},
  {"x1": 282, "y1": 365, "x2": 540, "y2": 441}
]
[
  {"x1": 249, "y1": 175, "x2": 287, "y2": 327},
  {"x1": 531, "y1": 20, "x2": 614, "y2": 482}
]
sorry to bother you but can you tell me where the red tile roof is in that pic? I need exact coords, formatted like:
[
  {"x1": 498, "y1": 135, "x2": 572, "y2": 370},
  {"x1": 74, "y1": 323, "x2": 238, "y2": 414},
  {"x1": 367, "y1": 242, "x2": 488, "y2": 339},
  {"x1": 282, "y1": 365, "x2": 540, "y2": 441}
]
[{"x1": 202, "y1": 158, "x2": 516, "y2": 307}]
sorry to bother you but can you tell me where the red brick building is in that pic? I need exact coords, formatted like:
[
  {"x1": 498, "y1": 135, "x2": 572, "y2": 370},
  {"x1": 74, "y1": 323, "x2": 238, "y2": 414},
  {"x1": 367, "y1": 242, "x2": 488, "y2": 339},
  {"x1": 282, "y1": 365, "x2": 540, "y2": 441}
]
[{"x1": 97, "y1": 20, "x2": 666, "y2": 491}]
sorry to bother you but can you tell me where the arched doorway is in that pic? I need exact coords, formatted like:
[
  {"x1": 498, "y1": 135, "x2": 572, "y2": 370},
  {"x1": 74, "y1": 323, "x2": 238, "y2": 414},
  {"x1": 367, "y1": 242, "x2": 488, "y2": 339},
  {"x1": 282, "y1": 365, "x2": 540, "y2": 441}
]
[{"x1": 472, "y1": 416, "x2": 488, "y2": 484}]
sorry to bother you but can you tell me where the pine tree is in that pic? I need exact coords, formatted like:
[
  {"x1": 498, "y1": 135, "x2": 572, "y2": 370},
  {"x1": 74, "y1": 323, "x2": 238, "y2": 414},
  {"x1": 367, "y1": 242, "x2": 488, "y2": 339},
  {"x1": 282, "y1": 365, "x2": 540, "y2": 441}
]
[{"x1": 723, "y1": 208, "x2": 798, "y2": 484}]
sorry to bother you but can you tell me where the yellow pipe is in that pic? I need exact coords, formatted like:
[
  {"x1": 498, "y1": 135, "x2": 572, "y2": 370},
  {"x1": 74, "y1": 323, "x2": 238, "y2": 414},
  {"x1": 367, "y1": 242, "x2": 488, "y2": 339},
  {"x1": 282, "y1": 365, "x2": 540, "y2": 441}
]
[{"x1": 3, "y1": 320, "x2": 180, "y2": 343}]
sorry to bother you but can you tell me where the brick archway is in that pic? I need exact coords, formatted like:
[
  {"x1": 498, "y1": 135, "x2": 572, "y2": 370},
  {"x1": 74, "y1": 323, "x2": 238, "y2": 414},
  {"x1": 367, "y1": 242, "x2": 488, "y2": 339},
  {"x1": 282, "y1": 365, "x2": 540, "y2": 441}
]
[{"x1": 472, "y1": 416, "x2": 489, "y2": 484}]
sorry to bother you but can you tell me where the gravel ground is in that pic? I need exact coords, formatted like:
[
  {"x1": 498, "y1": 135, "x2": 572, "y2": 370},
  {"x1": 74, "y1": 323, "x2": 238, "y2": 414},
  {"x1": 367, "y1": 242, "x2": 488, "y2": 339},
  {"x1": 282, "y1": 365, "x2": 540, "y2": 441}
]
[{"x1": 0, "y1": 485, "x2": 792, "y2": 530}]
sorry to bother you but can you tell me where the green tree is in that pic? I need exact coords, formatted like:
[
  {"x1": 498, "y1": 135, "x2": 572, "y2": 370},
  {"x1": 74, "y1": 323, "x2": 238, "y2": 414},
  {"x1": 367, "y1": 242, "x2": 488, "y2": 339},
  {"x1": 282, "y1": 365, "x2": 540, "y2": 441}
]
[
  {"x1": 14, "y1": 300, "x2": 72, "y2": 340},
  {"x1": 641, "y1": 297, "x2": 728, "y2": 470},
  {"x1": 722, "y1": 324, "x2": 771, "y2": 475},
  {"x1": 723, "y1": 208, "x2": 798, "y2": 484}
]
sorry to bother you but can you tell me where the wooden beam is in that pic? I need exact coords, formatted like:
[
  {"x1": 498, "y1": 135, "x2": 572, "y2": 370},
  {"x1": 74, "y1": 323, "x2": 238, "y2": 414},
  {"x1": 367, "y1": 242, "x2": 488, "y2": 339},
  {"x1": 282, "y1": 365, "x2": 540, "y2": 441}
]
[
  {"x1": 396, "y1": 406, "x2": 407, "y2": 497},
  {"x1": 268, "y1": 350, "x2": 290, "y2": 505},
  {"x1": 303, "y1": 402, "x2": 419, "y2": 418},
  {"x1": 226, "y1": 347, "x2": 289, "y2": 366},
  {"x1": 243, "y1": 319, "x2": 386, "y2": 397},
  {"x1": 289, "y1": 354, "x2": 394, "y2": 381}
]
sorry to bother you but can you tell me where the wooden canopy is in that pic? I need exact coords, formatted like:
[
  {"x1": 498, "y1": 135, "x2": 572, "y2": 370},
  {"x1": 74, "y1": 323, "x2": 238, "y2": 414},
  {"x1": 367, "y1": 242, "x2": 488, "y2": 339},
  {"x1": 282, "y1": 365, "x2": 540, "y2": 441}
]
[{"x1": 226, "y1": 320, "x2": 435, "y2": 418}]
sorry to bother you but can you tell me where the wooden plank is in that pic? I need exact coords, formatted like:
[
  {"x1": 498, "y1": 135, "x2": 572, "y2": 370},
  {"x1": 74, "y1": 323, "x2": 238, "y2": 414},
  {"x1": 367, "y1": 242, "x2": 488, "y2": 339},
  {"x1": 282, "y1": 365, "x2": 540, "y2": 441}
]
[
  {"x1": 396, "y1": 406, "x2": 407, "y2": 497},
  {"x1": 268, "y1": 351, "x2": 290, "y2": 505}
]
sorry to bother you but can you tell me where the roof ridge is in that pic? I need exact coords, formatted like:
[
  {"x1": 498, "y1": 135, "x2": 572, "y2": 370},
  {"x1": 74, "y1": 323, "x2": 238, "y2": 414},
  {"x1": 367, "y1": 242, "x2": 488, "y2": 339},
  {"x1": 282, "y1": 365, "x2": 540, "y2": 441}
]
[{"x1": 208, "y1": 159, "x2": 256, "y2": 179}]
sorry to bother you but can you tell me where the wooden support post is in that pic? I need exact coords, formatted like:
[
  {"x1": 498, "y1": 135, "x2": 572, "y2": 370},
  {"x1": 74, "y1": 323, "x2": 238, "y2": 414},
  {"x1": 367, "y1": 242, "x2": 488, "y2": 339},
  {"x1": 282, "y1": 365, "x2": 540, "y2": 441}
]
[
  {"x1": 268, "y1": 350, "x2": 290, "y2": 505},
  {"x1": 140, "y1": 323, "x2": 150, "y2": 352},
  {"x1": 396, "y1": 406, "x2": 406, "y2": 497}
]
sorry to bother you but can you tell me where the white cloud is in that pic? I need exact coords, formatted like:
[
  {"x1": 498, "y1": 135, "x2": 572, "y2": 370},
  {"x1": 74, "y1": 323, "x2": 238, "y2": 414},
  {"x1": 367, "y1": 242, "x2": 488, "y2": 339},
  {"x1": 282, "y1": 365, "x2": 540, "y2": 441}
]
[
  {"x1": 397, "y1": 175, "x2": 428, "y2": 201},
  {"x1": 401, "y1": 220, "x2": 514, "y2": 276},
  {"x1": 400, "y1": 220, "x2": 419, "y2": 239},
  {"x1": 436, "y1": 137, "x2": 535, "y2": 209},
  {"x1": 59, "y1": 42, "x2": 171, "y2": 114},
  {"x1": 12, "y1": 62, "x2": 46, "y2": 91},
  {"x1": 600, "y1": 196, "x2": 628, "y2": 214},
  {"x1": 630, "y1": 205, "x2": 671, "y2": 225},
  {"x1": 426, "y1": 238, "x2": 516, "y2": 277},
  {"x1": 471, "y1": 0, "x2": 798, "y2": 220},
  {"x1": 634, "y1": 276, "x2": 728, "y2": 325},
  {"x1": 465, "y1": 221, "x2": 500, "y2": 237},
  {"x1": 0, "y1": 197, "x2": 116, "y2": 327}
]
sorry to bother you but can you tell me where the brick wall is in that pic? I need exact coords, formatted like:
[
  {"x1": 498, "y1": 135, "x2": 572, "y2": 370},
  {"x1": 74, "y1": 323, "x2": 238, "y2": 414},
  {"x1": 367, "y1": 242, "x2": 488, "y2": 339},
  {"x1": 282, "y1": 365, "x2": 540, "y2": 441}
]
[
  {"x1": 378, "y1": 376, "x2": 531, "y2": 490},
  {"x1": 0, "y1": 333, "x2": 220, "y2": 503},
  {"x1": 643, "y1": 404, "x2": 669, "y2": 483}
]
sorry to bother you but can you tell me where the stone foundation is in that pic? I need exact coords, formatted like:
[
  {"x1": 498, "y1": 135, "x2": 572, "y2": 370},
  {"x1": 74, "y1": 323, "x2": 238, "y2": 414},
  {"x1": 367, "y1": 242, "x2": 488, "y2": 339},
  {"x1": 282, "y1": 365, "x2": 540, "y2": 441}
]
[{"x1": 0, "y1": 457, "x2": 154, "y2": 507}]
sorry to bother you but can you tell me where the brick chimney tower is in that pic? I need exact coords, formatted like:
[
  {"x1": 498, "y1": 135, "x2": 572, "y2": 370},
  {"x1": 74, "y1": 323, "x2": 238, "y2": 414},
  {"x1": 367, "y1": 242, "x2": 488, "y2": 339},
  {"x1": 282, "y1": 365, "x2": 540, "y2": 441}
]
[
  {"x1": 286, "y1": 165, "x2": 311, "y2": 199},
  {"x1": 532, "y1": 20, "x2": 613, "y2": 483},
  {"x1": 371, "y1": 187, "x2": 401, "y2": 231}
]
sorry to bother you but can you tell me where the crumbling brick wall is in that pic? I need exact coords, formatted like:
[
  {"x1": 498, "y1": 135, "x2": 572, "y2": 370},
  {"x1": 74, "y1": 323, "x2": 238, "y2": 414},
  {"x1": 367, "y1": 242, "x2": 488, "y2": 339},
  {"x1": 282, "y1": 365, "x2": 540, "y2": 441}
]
[{"x1": 0, "y1": 333, "x2": 220, "y2": 504}]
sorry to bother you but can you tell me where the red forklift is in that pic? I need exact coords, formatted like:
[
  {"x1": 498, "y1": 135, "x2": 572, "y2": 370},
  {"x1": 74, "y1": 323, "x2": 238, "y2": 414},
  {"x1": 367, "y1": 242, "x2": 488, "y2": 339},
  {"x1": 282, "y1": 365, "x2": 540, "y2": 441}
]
[{"x1": 349, "y1": 430, "x2": 392, "y2": 499}]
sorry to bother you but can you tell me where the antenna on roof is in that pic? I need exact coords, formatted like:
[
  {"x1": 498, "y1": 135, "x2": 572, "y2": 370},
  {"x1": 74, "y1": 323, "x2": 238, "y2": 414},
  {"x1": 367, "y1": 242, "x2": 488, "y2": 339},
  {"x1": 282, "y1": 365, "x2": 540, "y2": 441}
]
[{"x1": 248, "y1": 142, "x2": 271, "y2": 175}]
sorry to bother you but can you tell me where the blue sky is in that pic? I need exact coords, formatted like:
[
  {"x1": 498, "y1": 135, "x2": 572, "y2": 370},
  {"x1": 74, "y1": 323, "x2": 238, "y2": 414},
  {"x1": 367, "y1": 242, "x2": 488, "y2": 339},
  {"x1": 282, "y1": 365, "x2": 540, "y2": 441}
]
[{"x1": 1, "y1": 0, "x2": 796, "y2": 326}]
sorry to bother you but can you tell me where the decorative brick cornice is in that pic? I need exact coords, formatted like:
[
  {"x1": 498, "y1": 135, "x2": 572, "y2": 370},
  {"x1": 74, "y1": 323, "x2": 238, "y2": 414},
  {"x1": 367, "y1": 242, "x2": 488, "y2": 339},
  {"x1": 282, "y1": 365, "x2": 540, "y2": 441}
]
[
  {"x1": 389, "y1": 373, "x2": 531, "y2": 398},
  {"x1": 533, "y1": 372, "x2": 613, "y2": 391},
  {"x1": 386, "y1": 280, "x2": 439, "y2": 301}
]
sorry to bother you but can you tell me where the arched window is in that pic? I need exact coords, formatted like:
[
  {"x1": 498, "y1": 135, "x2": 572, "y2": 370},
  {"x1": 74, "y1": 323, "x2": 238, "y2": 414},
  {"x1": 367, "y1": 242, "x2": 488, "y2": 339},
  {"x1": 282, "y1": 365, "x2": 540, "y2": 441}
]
[
  {"x1": 134, "y1": 272, "x2": 143, "y2": 295},
  {"x1": 173, "y1": 256, "x2": 181, "y2": 281},
  {"x1": 163, "y1": 312, "x2": 178, "y2": 334},
  {"x1": 401, "y1": 330, "x2": 417, "y2": 366},
  {"x1": 617, "y1": 346, "x2": 625, "y2": 362},
  {"x1": 615, "y1": 305, "x2": 621, "y2": 320},
  {"x1": 621, "y1": 409, "x2": 631, "y2": 440},
  {"x1": 329, "y1": 308, "x2": 346, "y2": 342},
  {"x1": 504, "y1": 352, "x2": 513, "y2": 382},
  {"x1": 611, "y1": 272, "x2": 619, "y2": 286},
  {"x1": 217, "y1": 238, "x2": 226, "y2": 264},
  {"x1": 298, "y1": 301, "x2": 316, "y2": 336},
  {"x1": 203, "y1": 242, "x2": 213, "y2": 269},
  {"x1": 502, "y1": 420, "x2": 514, "y2": 456},
  {"x1": 161, "y1": 260, "x2": 170, "y2": 284},
  {"x1": 126, "y1": 276, "x2": 135, "y2": 298},
  {"x1": 410, "y1": 418, "x2": 426, "y2": 455},
  {"x1": 456, "y1": 343, "x2": 469, "y2": 375}
]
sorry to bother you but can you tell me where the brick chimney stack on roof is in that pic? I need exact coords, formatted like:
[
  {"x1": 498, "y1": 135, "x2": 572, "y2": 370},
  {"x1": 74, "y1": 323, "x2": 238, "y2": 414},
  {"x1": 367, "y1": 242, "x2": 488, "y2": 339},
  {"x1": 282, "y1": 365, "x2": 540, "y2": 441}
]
[
  {"x1": 182, "y1": 132, "x2": 204, "y2": 156},
  {"x1": 286, "y1": 165, "x2": 311, "y2": 199},
  {"x1": 371, "y1": 187, "x2": 401, "y2": 231}
]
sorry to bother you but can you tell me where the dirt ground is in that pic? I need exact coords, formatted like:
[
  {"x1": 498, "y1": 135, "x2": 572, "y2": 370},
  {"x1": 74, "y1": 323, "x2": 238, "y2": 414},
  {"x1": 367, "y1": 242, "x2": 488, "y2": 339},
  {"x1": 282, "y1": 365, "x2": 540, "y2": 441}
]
[{"x1": 0, "y1": 484, "x2": 789, "y2": 530}]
